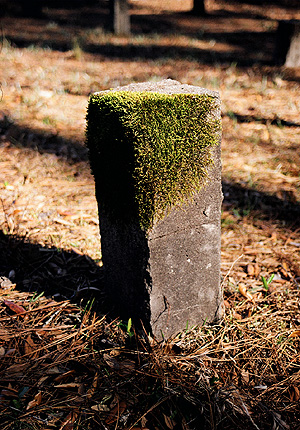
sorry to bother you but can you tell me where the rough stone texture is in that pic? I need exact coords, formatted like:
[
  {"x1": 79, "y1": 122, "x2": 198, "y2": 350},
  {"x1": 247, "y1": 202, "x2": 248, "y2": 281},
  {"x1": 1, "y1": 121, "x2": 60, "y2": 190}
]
[
  {"x1": 148, "y1": 143, "x2": 223, "y2": 337},
  {"x1": 276, "y1": 20, "x2": 300, "y2": 67},
  {"x1": 99, "y1": 79, "x2": 218, "y2": 98},
  {"x1": 90, "y1": 79, "x2": 223, "y2": 338}
]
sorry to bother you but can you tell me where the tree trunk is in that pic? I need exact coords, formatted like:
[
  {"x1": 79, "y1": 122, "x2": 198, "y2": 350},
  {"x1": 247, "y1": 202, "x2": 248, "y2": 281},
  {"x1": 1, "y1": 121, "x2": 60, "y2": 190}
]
[
  {"x1": 275, "y1": 20, "x2": 300, "y2": 68},
  {"x1": 192, "y1": 0, "x2": 206, "y2": 16},
  {"x1": 110, "y1": 0, "x2": 130, "y2": 35}
]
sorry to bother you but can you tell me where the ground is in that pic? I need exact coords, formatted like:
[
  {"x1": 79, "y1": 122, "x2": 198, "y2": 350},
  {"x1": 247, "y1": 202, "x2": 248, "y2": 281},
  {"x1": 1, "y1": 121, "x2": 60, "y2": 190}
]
[{"x1": 0, "y1": 0, "x2": 300, "y2": 429}]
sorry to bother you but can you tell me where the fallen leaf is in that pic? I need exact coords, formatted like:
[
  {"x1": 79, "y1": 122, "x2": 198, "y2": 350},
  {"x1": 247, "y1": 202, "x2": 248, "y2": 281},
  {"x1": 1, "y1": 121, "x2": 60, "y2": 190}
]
[
  {"x1": 238, "y1": 284, "x2": 254, "y2": 301},
  {"x1": 280, "y1": 263, "x2": 290, "y2": 278},
  {"x1": 26, "y1": 391, "x2": 42, "y2": 410},
  {"x1": 87, "y1": 372, "x2": 98, "y2": 398},
  {"x1": 91, "y1": 403, "x2": 110, "y2": 412},
  {"x1": 57, "y1": 210, "x2": 75, "y2": 217},
  {"x1": 233, "y1": 311, "x2": 242, "y2": 320},
  {"x1": 163, "y1": 414, "x2": 176, "y2": 429},
  {"x1": 54, "y1": 370, "x2": 75, "y2": 383},
  {"x1": 24, "y1": 334, "x2": 36, "y2": 355},
  {"x1": 54, "y1": 383, "x2": 81, "y2": 389},
  {"x1": 3, "y1": 300, "x2": 26, "y2": 314},
  {"x1": 6, "y1": 362, "x2": 30, "y2": 376},
  {"x1": 37, "y1": 376, "x2": 48, "y2": 387},
  {"x1": 254, "y1": 262, "x2": 260, "y2": 277},
  {"x1": 246, "y1": 263, "x2": 255, "y2": 276},
  {"x1": 230, "y1": 370, "x2": 239, "y2": 384},
  {"x1": 103, "y1": 353, "x2": 119, "y2": 369},
  {"x1": 289, "y1": 330, "x2": 300, "y2": 338},
  {"x1": 282, "y1": 261, "x2": 289, "y2": 271},
  {"x1": 289, "y1": 385, "x2": 300, "y2": 402},
  {"x1": 271, "y1": 232, "x2": 277, "y2": 242},
  {"x1": 246, "y1": 263, "x2": 260, "y2": 277},
  {"x1": 110, "y1": 348, "x2": 121, "y2": 357}
]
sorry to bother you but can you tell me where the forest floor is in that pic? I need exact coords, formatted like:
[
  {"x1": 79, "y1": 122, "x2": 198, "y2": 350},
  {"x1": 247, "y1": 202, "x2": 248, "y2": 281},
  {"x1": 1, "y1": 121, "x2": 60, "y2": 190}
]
[{"x1": 0, "y1": 0, "x2": 300, "y2": 429}]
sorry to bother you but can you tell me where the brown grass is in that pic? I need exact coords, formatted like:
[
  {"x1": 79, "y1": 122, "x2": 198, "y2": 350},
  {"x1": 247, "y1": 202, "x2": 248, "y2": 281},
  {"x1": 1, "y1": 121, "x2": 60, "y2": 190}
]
[{"x1": 0, "y1": 0, "x2": 300, "y2": 428}]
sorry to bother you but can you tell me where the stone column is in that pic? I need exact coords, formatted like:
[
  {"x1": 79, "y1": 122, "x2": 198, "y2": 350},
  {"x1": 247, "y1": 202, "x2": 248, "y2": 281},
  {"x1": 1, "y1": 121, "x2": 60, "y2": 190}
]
[
  {"x1": 86, "y1": 79, "x2": 223, "y2": 338},
  {"x1": 149, "y1": 144, "x2": 222, "y2": 337},
  {"x1": 110, "y1": 0, "x2": 130, "y2": 35}
]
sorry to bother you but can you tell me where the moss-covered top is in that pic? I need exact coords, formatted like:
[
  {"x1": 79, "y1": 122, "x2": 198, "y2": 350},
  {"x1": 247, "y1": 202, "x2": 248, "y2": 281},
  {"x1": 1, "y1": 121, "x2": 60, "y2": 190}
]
[{"x1": 86, "y1": 90, "x2": 221, "y2": 232}]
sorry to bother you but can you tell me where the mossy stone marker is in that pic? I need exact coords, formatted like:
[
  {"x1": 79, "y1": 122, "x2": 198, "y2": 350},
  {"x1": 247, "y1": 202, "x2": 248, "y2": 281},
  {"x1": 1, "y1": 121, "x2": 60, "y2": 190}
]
[{"x1": 86, "y1": 79, "x2": 223, "y2": 338}]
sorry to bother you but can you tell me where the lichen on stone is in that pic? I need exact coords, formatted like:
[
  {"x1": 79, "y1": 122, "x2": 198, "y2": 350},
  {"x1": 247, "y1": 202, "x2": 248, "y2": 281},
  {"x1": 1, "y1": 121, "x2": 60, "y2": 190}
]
[{"x1": 86, "y1": 90, "x2": 221, "y2": 232}]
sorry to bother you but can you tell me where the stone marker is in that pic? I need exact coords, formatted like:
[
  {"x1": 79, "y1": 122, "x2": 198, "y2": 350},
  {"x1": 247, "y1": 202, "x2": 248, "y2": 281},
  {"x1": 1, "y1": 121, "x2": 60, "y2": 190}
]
[
  {"x1": 276, "y1": 20, "x2": 300, "y2": 67},
  {"x1": 86, "y1": 79, "x2": 223, "y2": 338}
]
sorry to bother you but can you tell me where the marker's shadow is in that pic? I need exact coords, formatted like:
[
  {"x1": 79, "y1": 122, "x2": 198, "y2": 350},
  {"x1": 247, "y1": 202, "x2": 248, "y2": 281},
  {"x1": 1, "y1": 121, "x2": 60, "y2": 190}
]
[{"x1": 0, "y1": 230, "x2": 105, "y2": 310}]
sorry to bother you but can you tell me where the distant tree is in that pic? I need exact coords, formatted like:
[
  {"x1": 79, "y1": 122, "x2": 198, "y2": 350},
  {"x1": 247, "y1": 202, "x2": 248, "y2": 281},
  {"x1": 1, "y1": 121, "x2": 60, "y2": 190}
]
[
  {"x1": 109, "y1": 0, "x2": 130, "y2": 35},
  {"x1": 191, "y1": 0, "x2": 206, "y2": 15}
]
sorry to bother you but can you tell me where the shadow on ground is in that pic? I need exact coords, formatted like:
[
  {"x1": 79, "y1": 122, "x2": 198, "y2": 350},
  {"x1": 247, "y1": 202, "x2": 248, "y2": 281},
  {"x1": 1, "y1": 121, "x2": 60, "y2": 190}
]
[
  {"x1": 0, "y1": 114, "x2": 89, "y2": 162},
  {"x1": 0, "y1": 230, "x2": 104, "y2": 306},
  {"x1": 222, "y1": 179, "x2": 300, "y2": 228},
  {"x1": 0, "y1": 0, "x2": 284, "y2": 67}
]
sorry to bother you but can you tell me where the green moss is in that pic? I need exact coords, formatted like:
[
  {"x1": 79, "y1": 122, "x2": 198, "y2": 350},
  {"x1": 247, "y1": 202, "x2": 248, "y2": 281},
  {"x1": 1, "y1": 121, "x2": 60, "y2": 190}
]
[{"x1": 86, "y1": 91, "x2": 221, "y2": 232}]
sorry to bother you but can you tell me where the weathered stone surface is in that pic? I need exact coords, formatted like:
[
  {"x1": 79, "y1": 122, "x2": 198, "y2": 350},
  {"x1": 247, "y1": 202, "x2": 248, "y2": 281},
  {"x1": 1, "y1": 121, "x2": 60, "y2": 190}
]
[
  {"x1": 100, "y1": 78, "x2": 219, "y2": 98},
  {"x1": 148, "y1": 144, "x2": 223, "y2": 337},
  {"x1": 88, "y1": 79, "x2": 223, "y2": 338},
  {"x1": 276, "y1": 20, "x2": 300, "y2": 67}
]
